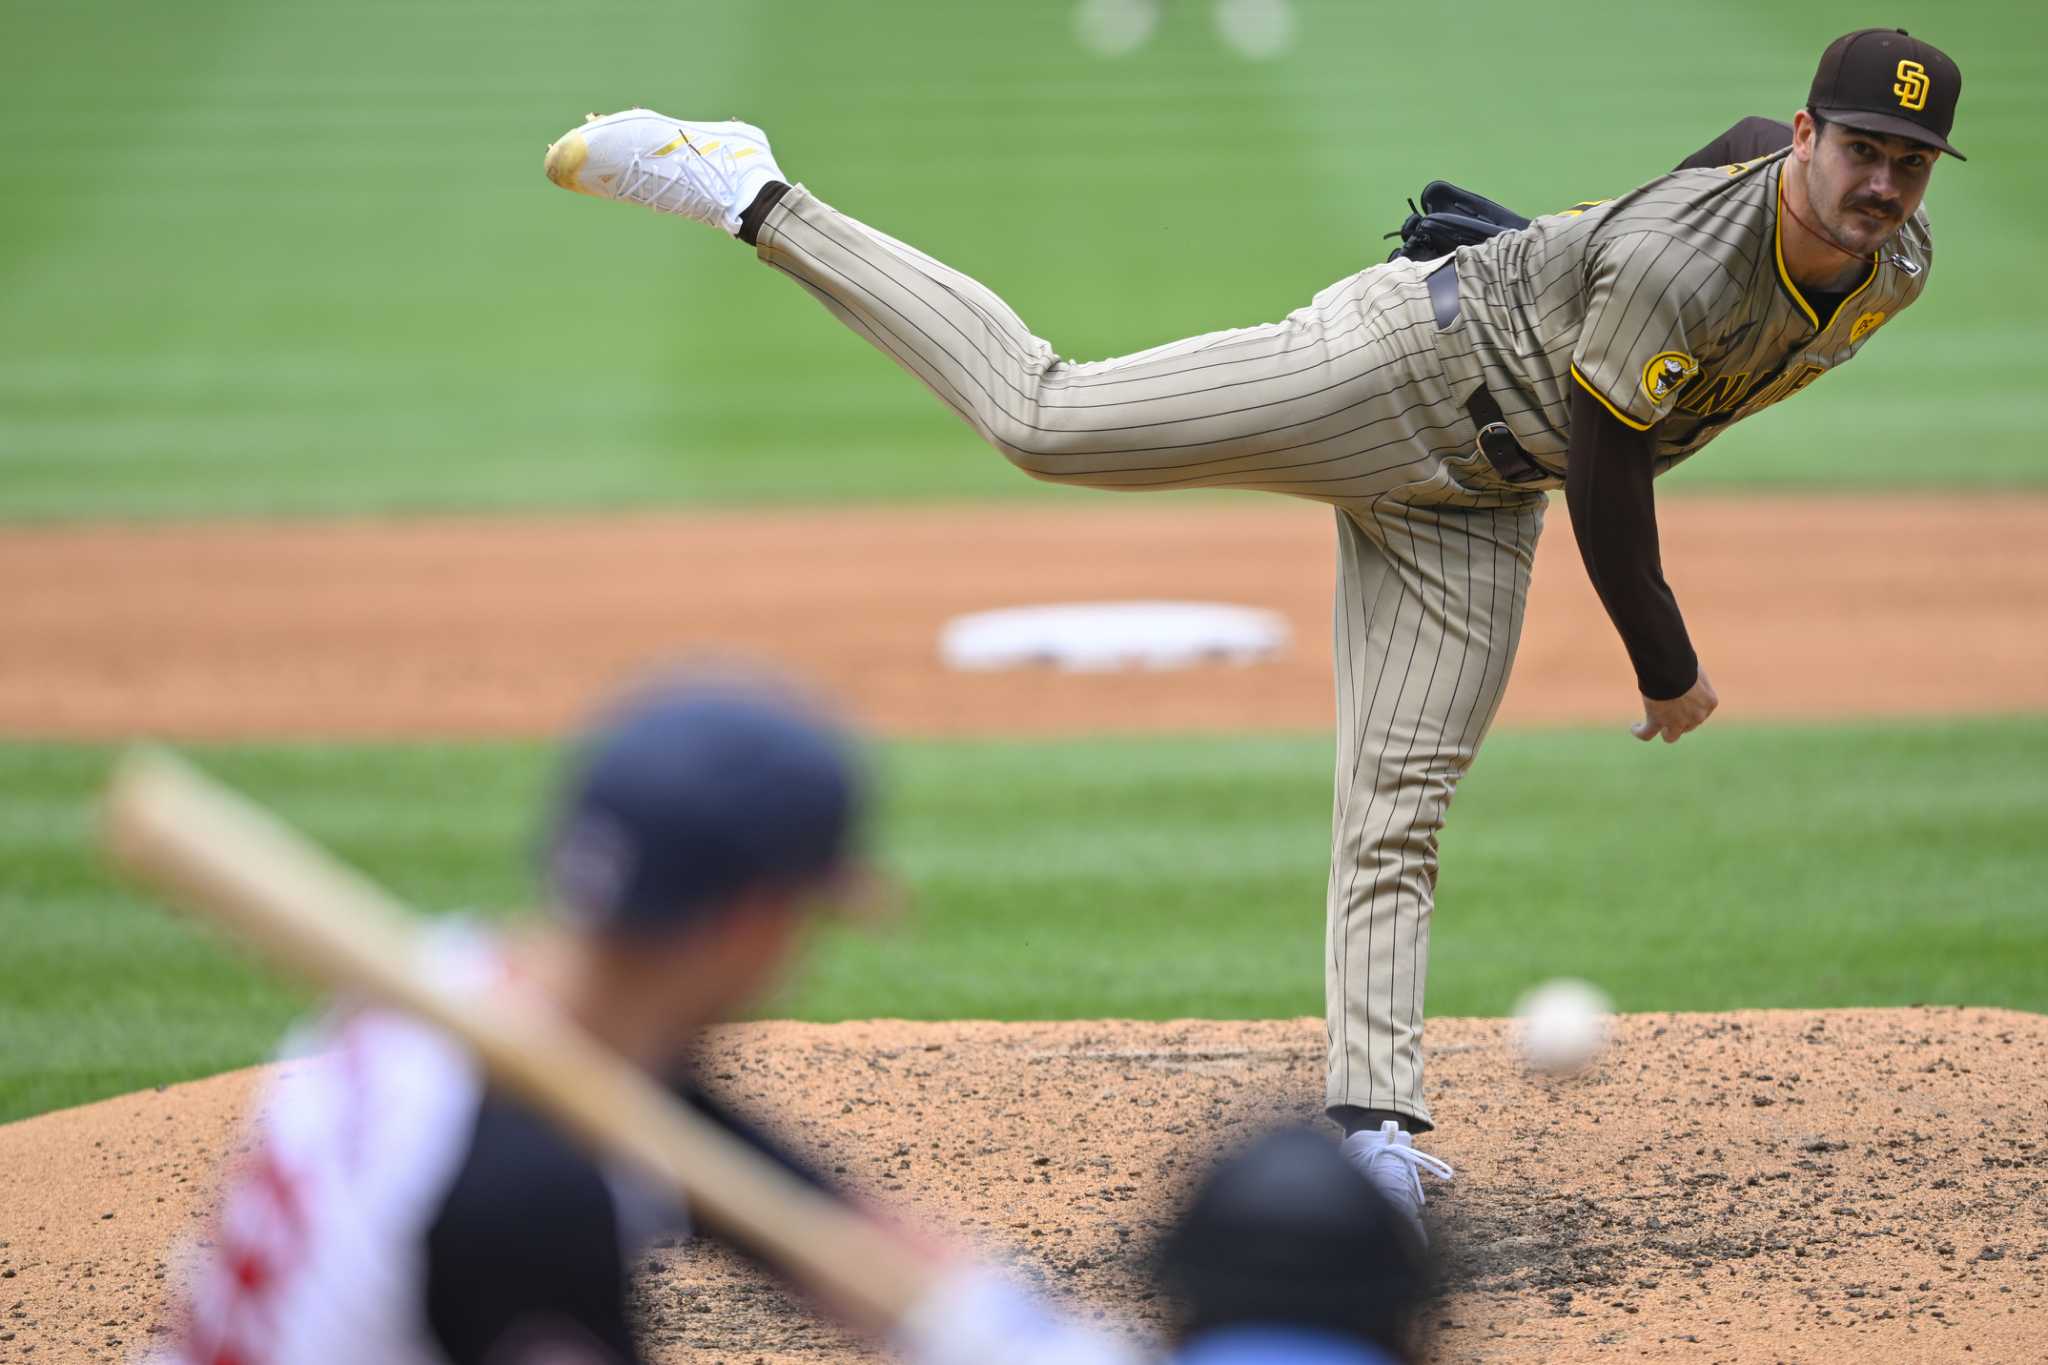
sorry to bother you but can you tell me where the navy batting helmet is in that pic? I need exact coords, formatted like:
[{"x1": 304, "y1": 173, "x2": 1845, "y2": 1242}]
[{"x1": 543, "y1": 669, "x2": 870, "y2": 933}]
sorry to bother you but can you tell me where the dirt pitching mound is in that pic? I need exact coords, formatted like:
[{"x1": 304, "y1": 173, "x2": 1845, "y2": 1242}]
[{"x1": 2, "y1": 1009, "x2": 2044, "y2": 1363}]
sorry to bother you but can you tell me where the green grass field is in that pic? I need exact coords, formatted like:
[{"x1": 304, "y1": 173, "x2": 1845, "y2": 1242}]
[
  {"x1": 1, "y1": 3, "x2": 2041, "y2": 1131},
  {"x1": 5, "y1": 720, "x2": 2044, "y2": 1124},
  {"x1": 2, "y1": 0, "x2": 2043, "y2": 518}
]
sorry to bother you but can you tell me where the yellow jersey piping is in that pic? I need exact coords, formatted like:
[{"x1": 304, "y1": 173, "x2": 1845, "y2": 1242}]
[
  {"x1": 1819, "y1": 256, "x2": 1881, "y2": 333},
  {"x1": 1571, "y1": 365, "x2": 1654, "y2": 432},
  {"x1": 1773, "y1": 169, "x2": 1880, "y2": 333}
]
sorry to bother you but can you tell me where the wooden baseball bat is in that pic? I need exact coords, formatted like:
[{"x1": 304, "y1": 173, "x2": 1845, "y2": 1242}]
[{"x1": 100, "y1": 745, "x2": 937, "y2": 1331}]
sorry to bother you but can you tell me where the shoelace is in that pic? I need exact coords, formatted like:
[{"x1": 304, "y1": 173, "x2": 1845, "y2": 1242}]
[
  {"x1": 615, "y1": 137, "x2": 734, "y2": 219},
  {"x1": 1361, "y1": 1141, "x2": 1454, "y2": 1205}
]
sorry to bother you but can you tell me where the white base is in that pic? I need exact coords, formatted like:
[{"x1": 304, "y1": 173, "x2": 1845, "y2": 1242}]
[{"x1": 939, "y1": 601, "x2": 1289, "y2": 673}]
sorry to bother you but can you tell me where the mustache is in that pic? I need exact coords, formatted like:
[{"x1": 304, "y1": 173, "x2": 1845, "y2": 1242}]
[{"x1": 1845, "y1": 197, "x2": 1902, "y2": 218}]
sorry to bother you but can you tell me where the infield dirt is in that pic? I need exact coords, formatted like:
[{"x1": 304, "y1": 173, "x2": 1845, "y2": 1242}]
[{"x1": 6, "y1": 495, "x2": 2048, "y2": 738}]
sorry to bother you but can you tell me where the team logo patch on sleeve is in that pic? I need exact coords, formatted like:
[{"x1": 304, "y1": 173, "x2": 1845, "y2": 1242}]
[
  {"x1": 1641, "y1": 351, "x2": 1699, "y2": 404},
  {"x1": 1850, "y1": 311, "x2": 1888, "y2": 344}
]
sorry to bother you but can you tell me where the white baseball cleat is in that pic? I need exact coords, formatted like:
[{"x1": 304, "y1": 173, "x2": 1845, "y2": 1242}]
[
  {"x1": 543, "y1": 109, "x2": 784, "y2": 234},
  {"x1": 1341, "y1": 1120, "x2": 1453, "y2": 1248}
]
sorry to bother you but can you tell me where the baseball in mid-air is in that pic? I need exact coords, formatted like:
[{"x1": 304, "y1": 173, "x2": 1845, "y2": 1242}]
[{"x1": 1513, "y1": 978, "x2": 1613, "y2": 1075}]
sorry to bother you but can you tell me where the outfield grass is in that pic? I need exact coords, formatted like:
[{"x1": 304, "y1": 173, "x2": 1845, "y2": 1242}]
[
  {"x1": 1, "y1": 1, "x2": 2041, "y2": 519},
  {"x1": 3, "y1": 719, "x2": 2043, "y2": 1123}
]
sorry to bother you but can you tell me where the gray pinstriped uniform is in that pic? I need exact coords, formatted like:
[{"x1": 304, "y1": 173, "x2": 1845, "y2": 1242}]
[
  {"x1": 1445, "y1": 149, "x2": 1930, "y2": 475},
  {"x1": 753, "y1": 151, "x2": 1930, "y2": 1126}
]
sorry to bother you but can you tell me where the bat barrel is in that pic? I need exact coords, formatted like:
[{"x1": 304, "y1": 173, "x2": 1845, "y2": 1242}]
[{"x1": 101, "y1": 746, "x2": 936, "y2": 1330}]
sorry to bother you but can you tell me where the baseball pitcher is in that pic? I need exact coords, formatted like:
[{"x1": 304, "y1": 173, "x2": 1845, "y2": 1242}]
[{"x1": 541, "y1": 27, "x2": 1964, "y2": 1244}]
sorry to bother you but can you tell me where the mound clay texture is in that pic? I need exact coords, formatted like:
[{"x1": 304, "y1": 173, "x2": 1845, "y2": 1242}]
[{"x1": 2, "y1": 1009, "x2": 2043, "y2": 1363}]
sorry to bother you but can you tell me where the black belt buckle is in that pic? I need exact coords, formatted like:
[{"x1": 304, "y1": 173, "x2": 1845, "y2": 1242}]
[
  {"x1": 1475, "y1": 421, "x2": 1517, "y2": 464},
  {"x1": 1465, "y1": 387, "x2": 1558, "y2": 486},
  {"x1": 1475, "y1": 422, "x2": 1557, "y2": 485}
]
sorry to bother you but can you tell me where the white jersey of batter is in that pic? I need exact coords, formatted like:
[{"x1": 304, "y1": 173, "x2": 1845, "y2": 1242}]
[
  {"x1": 156, "y1": 932, "x2": 676, "y2": 1365},
  {"x1": 165, "y1": 1011, "x2": 485, "y2": 1365}
]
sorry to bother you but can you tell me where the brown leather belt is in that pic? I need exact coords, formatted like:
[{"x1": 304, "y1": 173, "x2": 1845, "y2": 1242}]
[{"x1": 1424, "y1": 261, "x2": 1564, "y2": 488}]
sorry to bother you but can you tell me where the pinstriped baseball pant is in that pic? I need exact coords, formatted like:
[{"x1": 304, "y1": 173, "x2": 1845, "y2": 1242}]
[{"x1": 757, "y1": 186, "x2": 1546, "y2": 1128}]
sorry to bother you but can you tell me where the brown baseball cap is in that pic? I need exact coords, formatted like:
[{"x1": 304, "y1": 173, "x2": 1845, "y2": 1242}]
[{"x1": 1809, "y1": 28, "x2": 1964, "y2": 160}]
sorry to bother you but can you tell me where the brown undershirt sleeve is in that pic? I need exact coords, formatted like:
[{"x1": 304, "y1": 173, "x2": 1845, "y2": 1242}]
[
  {"x1": 1564, "y1": 385, "x2": 1700, "y2": 701},
  {"x1": 1672, "y1": 116, "x2": 1795, "y2": 172}
]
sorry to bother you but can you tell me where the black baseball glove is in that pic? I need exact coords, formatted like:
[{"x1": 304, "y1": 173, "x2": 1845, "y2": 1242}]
[{"x1": 1384, "y1": 180, "x2": 1532, "y2": 262}]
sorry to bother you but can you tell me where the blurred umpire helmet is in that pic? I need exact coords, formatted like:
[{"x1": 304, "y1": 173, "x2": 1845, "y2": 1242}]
[{"x1": 1158, "y1": 1127, "x2": 1429, "y2": 1363}]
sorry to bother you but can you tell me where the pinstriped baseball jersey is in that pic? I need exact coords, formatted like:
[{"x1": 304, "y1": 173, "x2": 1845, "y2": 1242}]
[{"x1": 1434, "y1": 150, "x2": 1932, "y2": 472}]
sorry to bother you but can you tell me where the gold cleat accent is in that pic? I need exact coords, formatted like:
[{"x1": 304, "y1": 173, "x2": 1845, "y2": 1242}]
[{"x1": 543, "y1": 131, "x2": 590, "y2": 192}]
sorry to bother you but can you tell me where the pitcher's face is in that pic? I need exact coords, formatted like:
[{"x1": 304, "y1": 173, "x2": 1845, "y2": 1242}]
[{"x1": 1796, "y1": 115, "x2": 1938, "y2": 257}]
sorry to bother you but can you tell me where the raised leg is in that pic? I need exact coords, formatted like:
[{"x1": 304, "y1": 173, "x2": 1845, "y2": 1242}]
[{"x1": 754, "y1": 185, "x2": 1472, "y2": 502}]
